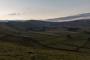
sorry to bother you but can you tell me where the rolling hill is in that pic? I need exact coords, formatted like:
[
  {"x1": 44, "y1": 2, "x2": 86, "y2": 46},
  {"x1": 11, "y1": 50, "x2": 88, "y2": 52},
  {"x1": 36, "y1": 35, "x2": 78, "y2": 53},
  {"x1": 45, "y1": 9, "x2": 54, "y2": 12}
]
[{"x1": 0, "y1": 13, "x2": 90, "y2": 60}]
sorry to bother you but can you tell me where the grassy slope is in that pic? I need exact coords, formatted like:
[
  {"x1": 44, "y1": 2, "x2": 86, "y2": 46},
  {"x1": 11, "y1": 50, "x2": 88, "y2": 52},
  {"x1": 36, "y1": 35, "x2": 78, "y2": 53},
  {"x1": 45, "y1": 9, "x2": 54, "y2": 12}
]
[
  {"x1": 0, "y1": 30, "x2": 90, "y2": 60},
  {"x1": 0, "y1": 41, "x2": 90, "y2": 60}
]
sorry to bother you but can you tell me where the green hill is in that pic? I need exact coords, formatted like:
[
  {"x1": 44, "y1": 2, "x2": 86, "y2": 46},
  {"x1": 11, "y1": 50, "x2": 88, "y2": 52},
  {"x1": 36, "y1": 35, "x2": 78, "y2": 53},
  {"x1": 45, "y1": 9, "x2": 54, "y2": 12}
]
[{"x1": 0, "y1": 30, "x2": 90, "y2": 60}]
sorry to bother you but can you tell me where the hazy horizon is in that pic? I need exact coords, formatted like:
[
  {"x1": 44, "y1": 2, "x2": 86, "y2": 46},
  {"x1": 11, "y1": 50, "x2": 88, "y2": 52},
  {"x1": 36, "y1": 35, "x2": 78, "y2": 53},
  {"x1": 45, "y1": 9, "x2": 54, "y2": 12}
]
[{"x1": 0, "y1": 0, "x2": 90, "y2": 20}]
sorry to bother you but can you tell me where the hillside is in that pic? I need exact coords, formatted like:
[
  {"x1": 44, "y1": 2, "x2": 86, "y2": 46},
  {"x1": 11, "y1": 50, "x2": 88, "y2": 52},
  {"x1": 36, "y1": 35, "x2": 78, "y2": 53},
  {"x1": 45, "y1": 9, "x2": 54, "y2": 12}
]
[
  {"x1": 0, "y1": 30, "x2": 90, "y2": 60},
  {"x1": 0, "y1": 14, "x2": 90, "y2": 60},
  {"x1": 1, "y1": 19, "x2": 90, "y2": 32}
]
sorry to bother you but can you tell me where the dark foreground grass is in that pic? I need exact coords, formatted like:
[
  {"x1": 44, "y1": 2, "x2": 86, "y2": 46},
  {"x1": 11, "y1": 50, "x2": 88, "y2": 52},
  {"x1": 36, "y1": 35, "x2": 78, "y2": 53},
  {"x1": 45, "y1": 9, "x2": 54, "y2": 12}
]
[
  {"x1": 0, "y1": 31, "x2": 90, "y2": 60},
  {"x1": 0, "y1": 41, "x2": 89, "y2": 60}
]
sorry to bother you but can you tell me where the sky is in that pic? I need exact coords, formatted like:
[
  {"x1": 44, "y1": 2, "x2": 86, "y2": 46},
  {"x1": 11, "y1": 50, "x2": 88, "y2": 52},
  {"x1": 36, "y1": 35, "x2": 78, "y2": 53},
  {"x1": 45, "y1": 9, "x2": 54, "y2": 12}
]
[{"x1": 0, "y1": 0, "x2": 90, "y2": 20}]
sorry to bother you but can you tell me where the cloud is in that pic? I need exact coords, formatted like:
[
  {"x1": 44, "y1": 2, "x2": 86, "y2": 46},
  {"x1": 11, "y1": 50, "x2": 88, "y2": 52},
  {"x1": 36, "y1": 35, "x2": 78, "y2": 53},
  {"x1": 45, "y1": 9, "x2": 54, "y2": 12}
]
[{"x1": 8, "y1": 13, "x2": 21, "y2": 16}]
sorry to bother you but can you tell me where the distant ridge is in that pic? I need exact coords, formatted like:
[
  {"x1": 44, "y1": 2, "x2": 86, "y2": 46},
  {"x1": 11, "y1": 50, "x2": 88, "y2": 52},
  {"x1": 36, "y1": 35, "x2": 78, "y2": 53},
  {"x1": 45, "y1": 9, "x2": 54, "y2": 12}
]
[{"x1": 47, "y1": 13, "x2": 90, "y2": 22}]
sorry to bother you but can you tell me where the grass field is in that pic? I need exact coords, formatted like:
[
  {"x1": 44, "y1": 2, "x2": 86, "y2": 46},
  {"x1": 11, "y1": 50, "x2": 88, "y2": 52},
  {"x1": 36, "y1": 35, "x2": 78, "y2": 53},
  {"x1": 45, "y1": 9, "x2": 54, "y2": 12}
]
[{"x1": 0, "y1": 30, "x2": 90, "y2": 60}]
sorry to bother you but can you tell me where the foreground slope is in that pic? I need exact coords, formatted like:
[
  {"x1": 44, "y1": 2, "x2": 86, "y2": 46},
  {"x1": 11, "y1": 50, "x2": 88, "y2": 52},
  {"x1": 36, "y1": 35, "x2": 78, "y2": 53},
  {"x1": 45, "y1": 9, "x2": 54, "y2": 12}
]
[{"x1": 0, "y1": 29, "x2": 90, "y2": 60}]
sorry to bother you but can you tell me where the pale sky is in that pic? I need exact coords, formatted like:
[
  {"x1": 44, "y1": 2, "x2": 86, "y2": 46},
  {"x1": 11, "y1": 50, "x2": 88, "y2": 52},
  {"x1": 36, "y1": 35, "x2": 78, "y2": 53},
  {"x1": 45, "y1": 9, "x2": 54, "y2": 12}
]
[{"x1": 0, "y1": 0, "x2": 90, "y2": 20}]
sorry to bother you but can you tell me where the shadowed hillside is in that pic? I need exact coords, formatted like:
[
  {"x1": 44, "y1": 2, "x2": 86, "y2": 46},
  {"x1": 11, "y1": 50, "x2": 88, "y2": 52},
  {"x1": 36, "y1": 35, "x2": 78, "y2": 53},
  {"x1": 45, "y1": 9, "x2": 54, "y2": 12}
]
[{"x1": 0, "y1": 18, "x2": 90, "y2": 60}]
